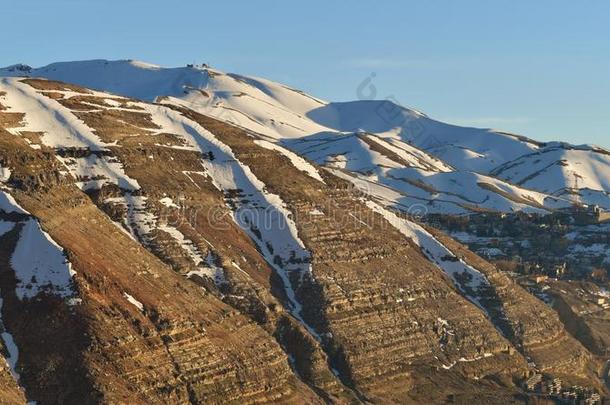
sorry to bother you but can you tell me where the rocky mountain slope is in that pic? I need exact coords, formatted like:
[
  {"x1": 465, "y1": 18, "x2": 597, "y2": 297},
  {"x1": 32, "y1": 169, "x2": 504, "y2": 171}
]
[{"x1": 0, "y1": 61, "x2": 608, "y2": 403}]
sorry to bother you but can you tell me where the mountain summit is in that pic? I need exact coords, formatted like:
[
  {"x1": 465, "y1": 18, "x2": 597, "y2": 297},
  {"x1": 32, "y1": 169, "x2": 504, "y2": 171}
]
[{"x1": 4, "y1": 59, "x2": 608, "y2": 214}]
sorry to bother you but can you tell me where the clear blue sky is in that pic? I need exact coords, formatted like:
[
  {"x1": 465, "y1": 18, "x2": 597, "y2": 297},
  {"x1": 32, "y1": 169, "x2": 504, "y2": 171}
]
[{"x1": 3, "y1": 0, "x2": 609, "y2": 147}]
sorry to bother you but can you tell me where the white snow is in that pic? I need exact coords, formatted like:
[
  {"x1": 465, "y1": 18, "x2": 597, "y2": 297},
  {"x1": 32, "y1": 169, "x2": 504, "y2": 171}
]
[
  {"x1": 0, "y1": 78, "x2": 142, "y2": 194},
  {"x1": 139, "y1": 105, "x2": 316, "y2": 332},
  {"x1": 441, "y1": 353, "x2": 494, "y2": 370},
  {"x1": 287, "y1": 133, "x2": 568, "y2": 215},
  {"x1": 0, "y1": 78, "x2": 108, "y2": 150},
  {"x1": 0, "y1": 191, "x2": 28, "y2": 215},
  {"x1": 309, "y1": 208, "x2": 325, "y2": 216},
  {"x1": 493, "y1": 144, "x2": 610, "y2": 207},
  {"x1": 253, "y1": 139, "x2": 325, "y2": 183},
  {"x1": 1, "y1": 186, "x2": 78, "y2": 301},
  {"x1": 11, "y1": 218, "x2": 76, "y2": 300},
  {"x1": 5, "y1": 59, "x2": 608, "y2": 213},
  {"x1": 123, "y1": 292, "x2": 144, "y2": 311},
  {"x1": 159, "y1": 197, "x2": 179, "y2": 208},
  {"x1": 363, "y1": 134, "x2": 454, "y2": 172},
  {"x1": 56, "y1": 153, "x2": 140, "y2": 191},
  {"x1": 567, "y1": 242, "x2": 610, "y2": 263},
  {"x1": 186, "y1": 252, "x2": 226, "y2": 286},
  {"x1": 0, "y1": 221, "x2": 15, "y2": 237},
  {"x1": 0, "y1": 85, "x2": 307, "y2": 297},
  {"x1": 67, "y1": 297, "x2": 83, "y2": 306},
  {"x1": 108, "y1": 193, "x2": 227, "y2": 286},
  {"x1": 0, "y1": 168, "x2": 11, "y2": 182},
  {"x1": 104, "y1": 194, "x2": 167, "y2": 245},
  {"x1": 477, "y1": 247, "x2": 506, "y2": 258},
  {"x1": 157, "y1": 223, "x2": 205, "y2": 266}
]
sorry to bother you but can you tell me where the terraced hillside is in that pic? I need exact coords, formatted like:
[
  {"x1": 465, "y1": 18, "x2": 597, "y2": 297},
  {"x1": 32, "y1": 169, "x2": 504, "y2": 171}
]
[{"x1": 0, "y1": 76, "x2": 606, "y2": 404}]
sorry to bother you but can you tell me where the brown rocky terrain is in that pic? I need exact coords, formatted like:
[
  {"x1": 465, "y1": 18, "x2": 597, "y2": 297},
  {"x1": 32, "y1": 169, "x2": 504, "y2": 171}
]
[
  {"x1": 0, "y1": 349, "x2": 25, "y2": 404},
  {"x1": 425, "y1": 227, "x2": 603, "y2": 390},
  {"x1": 0, "y1": 77, "x2": 606, "y2": 404},
  {"x1": 0, "y1": 126, "x2": 321, "y2": 403},
  {"x1": 540, "y1": 280, "x2": 610, "y2": 365},
  {"x1": 173, "y1": 109, "x2": 533, "y2": 402}
]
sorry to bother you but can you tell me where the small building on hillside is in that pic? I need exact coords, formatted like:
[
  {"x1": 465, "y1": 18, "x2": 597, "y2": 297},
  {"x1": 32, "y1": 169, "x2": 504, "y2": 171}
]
[{"x1": 571, "y1": 204, "x2": 610, "y2": 225}]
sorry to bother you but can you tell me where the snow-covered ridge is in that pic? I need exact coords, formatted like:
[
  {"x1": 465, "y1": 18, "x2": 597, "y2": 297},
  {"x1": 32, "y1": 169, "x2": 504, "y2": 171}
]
[
  {"x1": 2, "y1": 59, "x2": 610, "y2": 212},
  {"x1": 0, "y1": 78, "x2": 109, "y2": 151},
  {"x1": 1, "y1": 60, "x2": 207, "y2": 102},
  {"x1": 491, "y1": 143, "x2": 610, "y2": 202},
  {"x1": 1, "y1": 59, "x2": 539, "y2": 166}
]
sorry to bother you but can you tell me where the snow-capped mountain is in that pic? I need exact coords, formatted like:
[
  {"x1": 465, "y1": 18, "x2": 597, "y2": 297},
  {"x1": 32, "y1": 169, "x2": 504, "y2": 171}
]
[
  {"x1": 4, "y1": 59, "x2": 607, "y2": 215},
  {"x1": 492, "y1": 143, "x2": 610, "y2": 209},
  {"x1": 0, "y1": 60, "x2": 608, "y2": 403}
]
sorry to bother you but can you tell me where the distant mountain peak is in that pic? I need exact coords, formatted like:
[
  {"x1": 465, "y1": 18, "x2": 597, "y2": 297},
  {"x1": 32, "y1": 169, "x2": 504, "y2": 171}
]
[{"x1": 2, "y1": 58, "x2": 610, "y2": 211}]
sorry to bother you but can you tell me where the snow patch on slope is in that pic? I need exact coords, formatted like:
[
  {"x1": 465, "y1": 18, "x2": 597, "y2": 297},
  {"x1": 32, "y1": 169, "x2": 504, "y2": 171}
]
[
  {"x1": 186, "y1": 252, "x2": 226, "y2": 286},
  {"x1": 157, "y1": 223, "x2": 205, "y2": 265},
  {"x1": 0, "y1": 298, "x2": 24, "y2": 391},
  {"x1": 123, "y1": 292, "x2": 144, "y2": 312},
  {"x1": 363, "y1": 134, "x2": 454, "y2": 172},
  {"x1": 0, "y1": 221, "x2": 15, "y2": 237},
  {"x1": 0, "y1": 78, "x2": 140, "y2": 193},
  {"x1": 305, "y1": 100, "x2": 541, "y2": 172},
  {"x1": 0, "y1": 81, "x2": 228, "y2": 289},
  {"x1": 0, "y1": 168, "x2": 11, "y2": 182},
  {"x1": 493, "y1": 144, "x2": 610, "y2": 203},
  {"x1": 0, "y1": 78, "x2": 107, "y2": 150},
  {"x1": 0, "y1": 181, "x2": 77, "y2": 301},
  {"x1": 11, "y1": 219, "x2": 76, "y2": 300},
  {"x1": 56, "y1": 153, "x2": 140, "y2": 191},
  {"x1": 253, "y1": 139, "x2": 325, "y2": 183},
  {"x1": 0, "y1": 192, "x2": 28, "y2": 215},
  {"x1": 288, "y1": 133, "x2": 567, "y2": 214}
]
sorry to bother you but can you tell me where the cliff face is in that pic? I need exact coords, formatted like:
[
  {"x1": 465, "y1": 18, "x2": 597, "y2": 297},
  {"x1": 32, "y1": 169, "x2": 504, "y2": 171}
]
[
  {"x1": 425, "y1": 228, "x2": 601, "y2": 389},
  {"x1": 176, "y1": 110, "x2": 530, "y2": 401},
  {"x1": 0, "y1": 129, "x2": 322, "y2": 404},
  {"x1": 0, "y1": 78, "x2": 604, "y2": 404}
]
